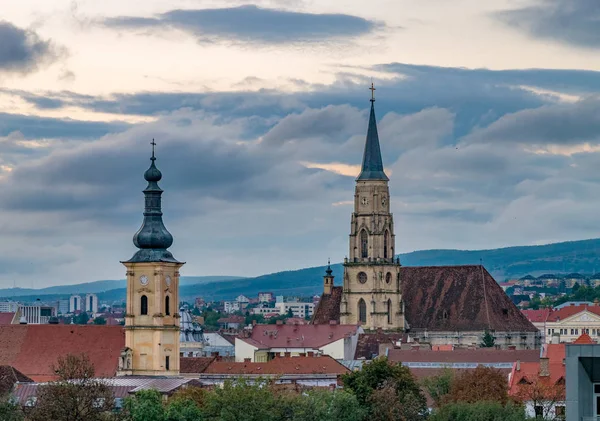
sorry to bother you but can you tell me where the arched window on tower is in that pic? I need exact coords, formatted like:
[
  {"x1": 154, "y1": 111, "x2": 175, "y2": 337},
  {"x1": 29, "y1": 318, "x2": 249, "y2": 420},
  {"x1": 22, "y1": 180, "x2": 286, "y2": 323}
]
[
  {"x1": 384, "y1": 230, "x2": 389, "y2": 259},
  {"x1": 360, "y1": 230, "x2": 368, "y2": 259},
  {"x1": 165, "y1": 296, "x2": 170, "y2": 316},
  {"x1": 141, "y1": 295, "x2": 148, "y2": 315},
  {"x1": 358, "y1": 299, "x2": 367, "y2": 324},
  {"x1": 387, "y1": 299, "x2": 392, "y2": 324}
]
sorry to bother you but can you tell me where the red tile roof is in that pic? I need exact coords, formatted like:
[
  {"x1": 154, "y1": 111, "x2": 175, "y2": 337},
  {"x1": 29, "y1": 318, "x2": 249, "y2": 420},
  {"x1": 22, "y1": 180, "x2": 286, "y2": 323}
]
[
  {"x1": 509, "y1": 343, "x2": 565, "y2": 397},
  {"x1": 239, "y1": 324, "x2": 360, "y2": 349},
  {"x1": 218, "y1": 315, "x2": 245, "y2": 324},
  {"x1": 354, "y1": 332, "x2": 405, "y2": 360},
  {"x1": 0, "y1": 313, "x2": 15, "y2": 325},
  {"x1": 522, "y1": 309, "x2": 551, "y2": 323},
  {"x1": 0, "y1": 325, "x2": 124, "y2": 382},
  {"x1": 432, "y1": 345, "x2": 454, "y2": 351},
  {"x1": 0, "y1": 366, "x2": 33, "y2": 396},
  {"x1": 180, "y1": 357, "x2": 216, "y2": 374},
  {"x1": 546, "y1": 304, "x2": 600, "y2": 322},
  {"x1": 202, "y1": 356, "x2": 349, "y2": 376},
  {"x1": 574, "y1": 333, "x2": 595, "y2": 344}
]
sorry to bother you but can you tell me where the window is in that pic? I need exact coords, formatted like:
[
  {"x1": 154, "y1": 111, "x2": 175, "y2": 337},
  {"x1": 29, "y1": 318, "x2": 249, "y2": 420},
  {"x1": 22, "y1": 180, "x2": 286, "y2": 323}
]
[
  {"x1": 165, "y1": 296, "x2": 170, "y2": 315},
  {"x1": 555, "y1": 405, "x2": 565, "y2": 418},
  {"x1": 141, "y1": 295, "x2": 148, "y2": 315},
  {"x1": 165, "y1": 356, "x2": 170, "y2": 371},
  {"x1": 360, "y1": 230, "x2": 368, "y2": 258},
  {"x1": 384, "y1": 230, "x2": 389, "y2": 259},
  {"x1": 358, "y1": 299, "x2": 367, "y2": 324},
  {"x1": 358, "y1": 272, "x2": 368, "y2": 284},
  {"x1": 548, "y1": 329, "x2": 551, "y2": 335},
  {"x1": 534, "y1": 406, "x2": 543, "y2": 418},
  {"x1": 387, "y1": 299, "x2": 392, "y2": 324},
  {"x1": 386, "y1": 272, "x2": 392, "y2": 284}
]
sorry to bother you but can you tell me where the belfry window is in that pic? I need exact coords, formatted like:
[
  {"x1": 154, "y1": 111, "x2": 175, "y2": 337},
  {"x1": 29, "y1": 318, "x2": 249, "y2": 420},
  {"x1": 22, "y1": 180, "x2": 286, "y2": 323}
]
[
  {"x1": 387, "y1": 299, "x2": 392, "y2": 324},
  {"x1": 358, "y1": 299, "x2": 367, "y2": 324},
  {"x1": 360, "y1": 230, "x2": 368, "y2": 258},
  {"x1": 384, "y1": 230, "x2": 389, "y2": 259},
  {"x1": 141, "y1": 295, "x2": 148, "y2": 315},
  {"x1": 165, "y1": 296, "x2": 170, "y2": 316},
  {"x1": 165, "y1": 356, "x2": 170, "y2": 371}
]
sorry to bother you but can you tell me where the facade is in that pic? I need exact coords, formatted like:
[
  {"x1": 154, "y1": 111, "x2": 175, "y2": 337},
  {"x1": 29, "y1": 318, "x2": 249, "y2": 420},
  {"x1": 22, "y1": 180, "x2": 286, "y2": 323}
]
[
  {"x1": 565, "y1": 341, "x2": 600, "y2": 420},
  {"x1": 119, "y1": 145, "x2": 184, "y2": 376},
  {"x1": 235, "y1": 323, "x2": 362, "y2": 362},
  {"x1": 258, "y1": 292, "x2": 274, "y2": 303},
  {"x1": 180, "y1": 307, "x2": 205, "y2": 357},
  {"x1": 69, "y1": 295, "x2": 82, "y2": 313},
  {"x1": 17, "y1": 304, "x2": 55, "y2": 325},
  {"x1": 339, "y1": 92, "x2": 403, "y2": 331},
  {"x1": 85, "y1": 293, "x2": 99, "y2": 313},
  {"x1": 523, "y1": 304, "x2": 600, "y2": 344},
  {"x1": 275, "y1": 300, "x2": 314, "y2": 319},
  {"x1": 56, "y1": 299, "x2": 69, "y2": 315},
  {"x1": 223, "y1": 301, "x2": 240, "y2": 314},
  {"x1": 0, "y1": 301, "x2": 19, "y2": 313}
]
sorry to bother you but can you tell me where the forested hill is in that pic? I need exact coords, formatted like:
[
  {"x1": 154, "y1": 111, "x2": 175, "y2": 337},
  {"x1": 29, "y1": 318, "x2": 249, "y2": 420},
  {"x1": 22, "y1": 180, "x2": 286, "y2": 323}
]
[{"x1": 4, "y1": 238, "x2": 600, "y2": 302}]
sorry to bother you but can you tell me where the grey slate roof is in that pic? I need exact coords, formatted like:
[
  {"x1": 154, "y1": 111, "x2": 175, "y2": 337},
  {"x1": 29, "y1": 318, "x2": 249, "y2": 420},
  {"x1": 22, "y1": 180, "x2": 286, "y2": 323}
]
[{"x1": 356, "y1": 100, "x2": 388, "y2": 181}]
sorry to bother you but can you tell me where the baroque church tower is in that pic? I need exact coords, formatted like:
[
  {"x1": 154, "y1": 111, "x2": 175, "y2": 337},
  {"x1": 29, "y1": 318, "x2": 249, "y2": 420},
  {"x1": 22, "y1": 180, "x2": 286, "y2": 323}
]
[
  {"x1": 339, "y1": 87, "x2": 404, "y2": 330},
  {"x1": 119, "y1": 142, "x2": 185, "y2": 376}
]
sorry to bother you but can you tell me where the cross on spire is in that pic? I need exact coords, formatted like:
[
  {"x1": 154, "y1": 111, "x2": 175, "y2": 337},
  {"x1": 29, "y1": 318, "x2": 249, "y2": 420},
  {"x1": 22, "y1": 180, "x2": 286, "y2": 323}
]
[
  {"x1": 369, "y1": 82, "x2": 376, "y2": 102},
  {"x1": 151, "y1": 139, "x2": 156, "y2": 161}
]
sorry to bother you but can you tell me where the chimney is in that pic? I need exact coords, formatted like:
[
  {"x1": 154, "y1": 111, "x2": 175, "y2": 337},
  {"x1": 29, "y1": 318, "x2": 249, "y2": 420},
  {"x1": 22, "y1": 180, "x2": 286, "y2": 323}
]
[
  {"x1": 516, "y1": 360, "x2": 521, "y2": 371},
  {"x1": 539, "y1": 357, "x2": 550, "y2": 377}
]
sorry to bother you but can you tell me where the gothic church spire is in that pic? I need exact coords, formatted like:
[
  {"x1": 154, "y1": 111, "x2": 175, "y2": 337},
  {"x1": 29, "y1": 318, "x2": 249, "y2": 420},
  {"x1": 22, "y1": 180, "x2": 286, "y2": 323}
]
[{"x1": 356, "y1": 83, "x2": 389, "y2": 182}]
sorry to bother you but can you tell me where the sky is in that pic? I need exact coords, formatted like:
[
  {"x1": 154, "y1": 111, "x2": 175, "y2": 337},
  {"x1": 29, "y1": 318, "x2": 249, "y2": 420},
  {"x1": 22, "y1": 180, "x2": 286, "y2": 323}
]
[{"x1": 0, "y1": 0, "x2": 599, "y2": 288}]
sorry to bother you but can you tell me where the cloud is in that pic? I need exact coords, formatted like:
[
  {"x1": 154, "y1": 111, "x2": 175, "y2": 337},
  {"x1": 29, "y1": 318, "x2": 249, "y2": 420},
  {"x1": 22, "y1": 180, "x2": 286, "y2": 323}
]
[
  {"x1": 0, "y1": 21, "x2": 59, "y2": 74},
  {"x1": 496, "y1": 0, "x2": 600, "y2": 49},
  {"x1": 104, "y1": 5, "x2": 380, "y2": 44}
]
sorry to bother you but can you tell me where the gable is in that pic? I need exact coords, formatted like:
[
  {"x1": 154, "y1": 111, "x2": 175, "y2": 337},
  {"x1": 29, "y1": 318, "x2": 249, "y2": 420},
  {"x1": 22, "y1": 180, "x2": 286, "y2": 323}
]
[{"x1": 553, "y1": 309, "x2": 600, "y2": 325}]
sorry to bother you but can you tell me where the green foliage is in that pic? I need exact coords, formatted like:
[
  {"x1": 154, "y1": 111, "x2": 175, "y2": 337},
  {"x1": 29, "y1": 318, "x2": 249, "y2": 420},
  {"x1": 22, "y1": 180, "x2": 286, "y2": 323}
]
[
  {"x1": 422, "y1": 368, "x2": 455, "y2": 408},
  {"x1": 93, "y1": 317, "x2": 107, "y2": 325},
  {"x1": 287, "y1": 308, "x2": 294, "y2": 318},
  {"x1": 74, "y1": 312, "x2": 90, "y2": 325},
  {"x1": 429, "y1": 401, "x2": 527, "y2": 421},
  {"x1": 342, "y1": 357, "x2": 427, "y2": 419},
  {"x1": 244, "y1": 313, "x2": 265, "y2": 325},
  {"x1": 164, "y1": 398, "x2": 204, "y2": 421},
  {"x1": 0, "y1": 399, "x2": 23, "y2": 421},
  {"x1": 287, "y1": 389, "x2": 365, "y2": 421},
  {"x1": 267, "y1": 314, "x2": 288, "y2": 325},
  {"x1": 481, "y1": 330, "x2": 496, "y2": 348},
  {"x1": 202, "y1": 379, "x2": 285, "y2": 421},
  {"x1": 202, "y1": 309, "x2": 222, "y2": 330},
  {"x1": 123, "y1": 389, "x2": 165, "y2": 421}
]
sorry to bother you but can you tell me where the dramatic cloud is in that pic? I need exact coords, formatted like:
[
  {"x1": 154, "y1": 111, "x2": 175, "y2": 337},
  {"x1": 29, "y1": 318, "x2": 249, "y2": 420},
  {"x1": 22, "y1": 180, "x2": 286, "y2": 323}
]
[
  {"x1": 104, "y1": 5, "x2": 380, "y2": 43},
  {"x1": 0, "y1": 21, "x2": 58, "y2": 73},
  {"x1": 496, "y1": 0, "x2": 600, "y2": 49}
]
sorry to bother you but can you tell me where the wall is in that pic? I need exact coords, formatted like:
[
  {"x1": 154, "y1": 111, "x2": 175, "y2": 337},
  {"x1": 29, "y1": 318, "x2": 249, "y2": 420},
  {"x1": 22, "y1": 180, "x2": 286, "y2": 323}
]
[{"x1": 235, "y1": 338, "x2": 258, "y2": 362}]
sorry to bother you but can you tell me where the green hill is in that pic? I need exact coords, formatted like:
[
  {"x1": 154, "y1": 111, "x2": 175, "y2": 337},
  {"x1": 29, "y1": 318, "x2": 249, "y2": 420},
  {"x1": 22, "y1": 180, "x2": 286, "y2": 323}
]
[{"x1": 5, "y1": 238, "x2": 600, "y2": 303}]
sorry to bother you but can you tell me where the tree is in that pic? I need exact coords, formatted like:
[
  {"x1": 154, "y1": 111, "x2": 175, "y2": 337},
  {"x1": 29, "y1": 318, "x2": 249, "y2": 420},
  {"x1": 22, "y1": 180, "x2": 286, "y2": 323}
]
[
  {"x1": 430, "y1": 401, "x2": 527, "y2": 421},
  {"x1": 201, "y1": 379, "x2": 287, "y2": 421},
  {"x1": 27, "y1": 354, "x2": 114, "y2": 421},
  {"x1": 287, "y1": 308, "x2": 294, "y2": 318},
  {"x1": 288, "y1": 389, "x2": 365, "y2": 421},
  {"x1": 93, "y1": 317, "x2": 107, "y2": 325},
  {"x1": 514, "y1": 377, "x2": 565, "y2": 421},
  {"x1": 369, "y1": 379, "x2": 425, "y2": 421},
  {"x1": 572, "y1": 282, "x2": 580, "y2": 293},
  {"x1": 164, "y1": 398, "x2": 203, "y2": 421},
  {"x1": 74, "y1": 312, "x2": 90, "y2": 325},
  {"x1": 123, "y1": 389, "x2": 165, "y2": 421},
  {"x1": 447, "y1": 366, "x2": 508, "y2": 405},
  {"x1": 481, "y1": 329, "x2": 496, "y2": 348},
  {"x1": 0, "y1": 400, "x2": 23, "y2": 421},
  {"x1": 342, "y1": 357, "x2": 427, "y2": 418},
  {"x1": 422, "y1": 368, "x2": 455, "y2": 408}
]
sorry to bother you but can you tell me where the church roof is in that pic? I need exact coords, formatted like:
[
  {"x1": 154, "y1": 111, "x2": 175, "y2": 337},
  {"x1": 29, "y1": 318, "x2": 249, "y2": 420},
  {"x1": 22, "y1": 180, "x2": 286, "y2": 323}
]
[
  {"x1": 356, "y1": 99, "x2": 388, "y2": 181},
  {"x1": 312, "y1": 266, "x2": 537, "y2": 333},
  {"x1": 402, "y1": 265, "x2": 537, "y2": 332},
  {"x1": 0, "y1": 325, "x2": 124, "y2": 382},
  {"x1": 310, "y1": 286, "x2": 342, "y2": 325}
]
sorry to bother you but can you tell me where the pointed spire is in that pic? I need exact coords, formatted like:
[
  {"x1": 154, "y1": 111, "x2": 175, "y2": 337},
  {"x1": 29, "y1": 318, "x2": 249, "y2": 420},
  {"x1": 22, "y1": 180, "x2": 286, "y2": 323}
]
[
  {"x1": 357, "y1": 83, "x2": 388, "y2": 181},
  {"x1": 124, "y1": 141, "x2": 180, "y2": 263}
]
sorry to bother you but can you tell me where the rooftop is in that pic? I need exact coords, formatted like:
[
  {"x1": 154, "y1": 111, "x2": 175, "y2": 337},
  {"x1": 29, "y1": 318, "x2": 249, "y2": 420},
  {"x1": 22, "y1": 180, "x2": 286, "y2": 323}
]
[
  {"x1": 201, "y1": 355, "x2": 349, "y2": 376},
  {"x1": 238, "y1": 323, "x2": 360, "y2": 349}
]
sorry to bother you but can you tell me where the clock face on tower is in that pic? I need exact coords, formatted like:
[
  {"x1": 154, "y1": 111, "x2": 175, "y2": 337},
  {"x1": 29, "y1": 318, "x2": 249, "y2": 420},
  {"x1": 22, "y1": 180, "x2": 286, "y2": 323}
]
[
  {"x1": 139, "y1": 275, "x2": 149, "y2": 286},
  {"x1": 165, "y1": 275, "x2": 172, "y2": 286},
  {"x1": 361, "y1": 197, "x2": 369, "y2": 206}
]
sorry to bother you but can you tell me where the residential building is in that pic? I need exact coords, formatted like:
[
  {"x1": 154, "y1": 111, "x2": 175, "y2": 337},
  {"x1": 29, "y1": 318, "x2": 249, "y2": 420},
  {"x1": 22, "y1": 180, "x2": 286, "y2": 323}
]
[
  {"x1": 275, "y1": 299, "x2": 314, "y2": 319},
  {"x1": 85, "y1": 293, "x2": 98, "y2": 314},
  {"x1": 0, "y1": 301, "x2": 19, "y2": 313},
  {"x1": 201, "y1": 332, "x2": 235, "y2": 357},
  {"x1": 258, "y1": 292, "x2": 274, "y2": 303},
  {"x1": 194, "y1": 297, "x2": 206, "y2": 308},
  {"x1": 69, "y1": 295, "x2": 82, "y2": 313},
  {"x1": 223, "y1": 300, "x2": 241, "y2": 314},
  {"x1": 252, "y1": 305, "x2": 276, "y2": 316},
  {"x1": 235, "y1": 323, "x2": 363, "y2": 362},
  {"x1": 192, "y1": 356, "x2": 349, "y2": 388},
  {"x1": 56, "y1": 299, "x2": 69, "y2": 315},
  {"x1": 218, "y1": 315, "x2": 245, "y2": 330},
  {"x1": 236, "y1": 295, "x2": 250, "y2": 305},
  {"x1": 509, "y1": 340, "x2": 567, "y2": 419}
]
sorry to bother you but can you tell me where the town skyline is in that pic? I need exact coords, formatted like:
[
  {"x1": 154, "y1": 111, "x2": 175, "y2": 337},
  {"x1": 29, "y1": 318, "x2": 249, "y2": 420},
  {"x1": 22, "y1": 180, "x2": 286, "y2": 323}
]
[{"x1": 0, "y1": 0, "x2": 599, "y2": 288}]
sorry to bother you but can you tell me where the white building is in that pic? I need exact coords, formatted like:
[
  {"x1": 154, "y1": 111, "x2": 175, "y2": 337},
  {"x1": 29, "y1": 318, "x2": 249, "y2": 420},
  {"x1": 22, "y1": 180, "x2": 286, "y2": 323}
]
[
  {"x1": 235, "y1": 323, "x2": 363, "y2": 362},
  {"x1": 0, "y1": 301, "x2": 19, "y2": 313},
  {"x1": 56, "y1": 299, "x2": 69, "y2": 315},
  {"x1": 69, "y1": 295, "x2": 82, "y2": 313},
  {"x1": 523, "y1": 304, "x2": 600, "y2": 343},
  {"x1": 18, "y1": 304, "x2": 56, "y2": 324},
  {"x1": 223, "y1": 301, "x2": 240, "y2": 314},
  {"x1": 275, "y1": 300, "x2": 315, "y2": 319},
  {"x1": 85, "y1": 294, "x2": 98, "y2": 314},
  {"x1": 258, "y1": 292, "x2": 274, "y2": 303},
  {"x1": 252, "y1": 306, "x2": 277, "y2": 316}
]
